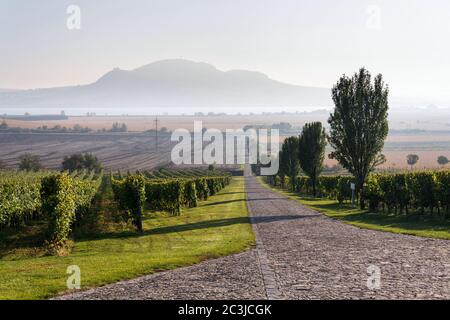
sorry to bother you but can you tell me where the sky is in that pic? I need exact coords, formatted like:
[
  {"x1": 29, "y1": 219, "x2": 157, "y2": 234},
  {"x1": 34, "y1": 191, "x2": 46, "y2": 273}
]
[{"x1": 1, "y1": 0, "x2": 450, "y2": 102}]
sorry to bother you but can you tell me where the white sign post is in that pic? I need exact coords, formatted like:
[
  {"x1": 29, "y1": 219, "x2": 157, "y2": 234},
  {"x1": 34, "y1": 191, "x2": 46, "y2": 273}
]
[{"x1": 350, "y1": 183, "x2": 356, "y2": 207}]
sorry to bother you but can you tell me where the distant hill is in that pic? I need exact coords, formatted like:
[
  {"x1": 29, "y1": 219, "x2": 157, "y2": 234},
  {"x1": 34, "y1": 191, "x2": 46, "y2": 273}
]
[
  {"x1": 0, "y1": 88, "x2": 21, "y2": 93},
  {"x1": 0, "y1": 59, "x2": 332, "y2": 109}
]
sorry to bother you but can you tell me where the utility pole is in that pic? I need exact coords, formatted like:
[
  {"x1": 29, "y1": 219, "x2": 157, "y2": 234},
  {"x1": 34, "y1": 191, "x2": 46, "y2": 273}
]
[{"x1": 155, "y1": 116, "x2": 159, "y2": 152}]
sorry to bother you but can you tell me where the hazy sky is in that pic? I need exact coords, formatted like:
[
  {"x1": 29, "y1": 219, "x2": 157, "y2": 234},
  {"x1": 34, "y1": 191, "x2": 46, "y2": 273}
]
[{"x1": 1, "y1": 0, "x2": 449, "y2": 101}]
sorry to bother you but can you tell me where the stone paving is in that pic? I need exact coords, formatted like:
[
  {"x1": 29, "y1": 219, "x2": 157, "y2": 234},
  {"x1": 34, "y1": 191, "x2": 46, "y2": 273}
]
[
  {"x1": 57, "y1": 173, "x2": 450, "y2": 300},
  {"x1": 245, "y1": 175, "x2": 450, "y2": 299},
  {"x1": 56, "y1": 249, "x2": 266, "y2": 300}
]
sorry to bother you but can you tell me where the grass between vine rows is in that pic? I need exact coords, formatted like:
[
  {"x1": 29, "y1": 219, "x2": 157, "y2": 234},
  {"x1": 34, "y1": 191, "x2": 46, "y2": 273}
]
[
  {"x1": 0, "y1": 177, "x2": 254, "y2": 299},
  {"x1": 258, "y1": 177, "x2": 450, "y2": 240}
]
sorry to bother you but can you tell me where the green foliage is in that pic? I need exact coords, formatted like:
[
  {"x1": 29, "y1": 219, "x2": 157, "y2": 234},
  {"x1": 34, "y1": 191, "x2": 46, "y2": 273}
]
[
  {"x1": 112, "y1": 172, "x2": 231, "y2": 218},
  {"x1": 111, "y1": 175, "x2": 146, "y2": 231},
  {"x1": 437, "y1": 156, "x2": 449, "y2": 166},
  {"x1": 62, "y1": 153, "x2": 102, "y2": 173},
  {"x1": 328, "y1": 68, "x2": 389, "y2": 209},
  {"x1": 194, "y1": 177, "x2": 210, "y2": 200},
  {"x1": 40, "y1": 172, "x2": 102, "y2": 248},
  {"x1": 406, "y1": 154, "x2": 419, "y2": 168},
  {"x1": 0, "y1": 170, "x2": 101, "y2": 238},
  {"x1": 145, "y1": 179, "x2": 184, "y2": 215},
  {"x1": 0, "y1": 177, "x2": 251, "y2": 300},
  {"x1": 295, "y1": 176, "x2": 312, "y2": 194},
  {"x1": 18, "y1": 153, "x2": 43, "y2": 172},
  {"x1": 0, "y1": 171, "x2": 47, "y2": 227},
  {"x1": 318, "y1": 176, "x2": 340, "y2": 199},
  {"x1": 435, "y1": 171, "x2": 450, "y2": 214},
  {"x1": 182, "y1": 180, "x2": 198, "y2": 208},
  {"x1": 207, "y1": 176, "x2": 227, "y2": 196},
  {"x1": 335, "y1": 176, "x2": 355, "y2": 204},
  {"x1": 279, "y1": 136, "x2": 300, "y2": 191},
  {"x1": 41, "y1": 174, "x2": 76, "y2": 247},
  {"x1": 267, "y1": 170, "x2": 450, "y2": 216},
  {"x1": 298, "y1": 122, "x2": 327, "y2": 196},
  {"x1": 407, "y1": 172, "x2": 436, "y2": 214},
  {"x1": 364, "y1": 174, "x2": 382, "y2": 211}
]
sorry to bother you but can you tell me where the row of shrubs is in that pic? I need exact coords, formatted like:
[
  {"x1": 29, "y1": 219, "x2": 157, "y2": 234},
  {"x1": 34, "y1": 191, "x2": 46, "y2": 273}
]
[
  {"x1": 0, "y1": 171, "x2": 47, "y2": 227},
  {"x1": 266, "y1": 171, "x2": 450, "y2": 216},
  {"x1": 41, "y1": 173, "x2": 103, "y2": 247},
  {"x1": 266, "y1": 175, "x2": 355, "y2": 203},
  {"x1": 0, "y1": 171, "x2": 103, "y2": 248},
  {"x1": 111, "y1": 174, "x2": 232, "y2": 232}
]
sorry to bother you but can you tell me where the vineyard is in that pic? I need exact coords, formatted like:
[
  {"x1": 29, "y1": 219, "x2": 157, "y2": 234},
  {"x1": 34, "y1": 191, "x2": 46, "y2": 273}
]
[
  {"x1": 0, "y1": 167, "x2": 231, "y2": 254},
  {"x1": 265, "y1": 170, "x2": 450, "y2": 216},
  {"x1": 111, "y1": 169, "x2": 231, "y2": 231},
  {"x1": 0, "y1": 170, "x2": 103, "y2": 251},
  {"x1": 0, "y1": 167, "x2": 249, "y2": 299}
]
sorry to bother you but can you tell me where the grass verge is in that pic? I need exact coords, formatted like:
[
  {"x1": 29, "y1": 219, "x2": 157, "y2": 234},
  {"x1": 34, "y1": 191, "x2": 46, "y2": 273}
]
[
  {"x1": 0, "y1": 177, "x2": 254, "y2": 299},
  {"x1": 258, "y1": 177, "x2": 450, "y2": 240}
]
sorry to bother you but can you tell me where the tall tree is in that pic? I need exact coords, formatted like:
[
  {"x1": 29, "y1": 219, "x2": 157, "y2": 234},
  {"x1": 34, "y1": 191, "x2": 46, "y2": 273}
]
[
  {"x1": 328, "y1": 68, "x2": 389, "y2": 209},
  {"x1": 62, "y1": 153, "x2": 102, "y2": 172},
  {"x1": 18, "y1": 153, "x2": 43, "y2": 172},
  {"x1": 406, "y1": 154, "x2": 419, "y2": 169},
  {"x1": 62, "y1": 153, "x2": 85, "y2": 172},
  {"x1": 298, "y1": 122, "x2": 327, "y2": 196},
  {"x1": 82, "y1": 153, "x2": 102, "y2": 172},
  {"x1": 437, "y1": 155, "x2": 449, "y2": 166},
  {"x1": 279, "y1": 136, "x2": 300, "y2": 191}
]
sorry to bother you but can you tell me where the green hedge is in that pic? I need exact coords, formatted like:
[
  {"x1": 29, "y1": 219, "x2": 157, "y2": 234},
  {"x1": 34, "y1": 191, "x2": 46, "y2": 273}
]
[
  {"x1": 194, "y1": 177, "x2": 209, "y2": 201},
  {"x1": 366, "y1": 172, "x2": 449, "y2": 215},
  {"x1": 40, "y1": 172, "x2": 102, "y2": 246},
  {"x1": 0, "y1": 171, "x2": 102, "y2": 238},
  {"x1": 267, "y1": 171, "x2": 450, "y2": 215},
  {"x1": 182, "y1": 180, "x2": 198, "y2": 208},
  {"x1": 111, "y1": 175, "x2": 146, "y2": 231},
  {"x1": 145, "y1": 176, "x2": 230, "y2": 215},
  {"x1": 112, "y1": 174, "x2": 232, "y2": 224},
  {"x1": 0, "y1": 172, "x2": 48, "y2": 228},
  {"x1": 145, "y1": 179, "x2": 184, "y2": 215}
]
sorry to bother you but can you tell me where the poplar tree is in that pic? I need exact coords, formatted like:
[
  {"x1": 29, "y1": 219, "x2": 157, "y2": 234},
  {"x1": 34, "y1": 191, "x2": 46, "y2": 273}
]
[
  {"x1": 298, "y1": 122, "x2": 327, "y2": 196},
  {"x1": 279, "y1": 136, "x2": 300, "y2": 191},
  {"x1": 328, "y1": 68, "x2": 389, "y2": 209}
]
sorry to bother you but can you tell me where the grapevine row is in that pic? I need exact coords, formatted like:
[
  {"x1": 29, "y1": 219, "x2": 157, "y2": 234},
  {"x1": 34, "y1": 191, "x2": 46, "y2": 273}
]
[
  {"x1": 0, "y1": 170, "x2": 103, "y2": 248},
  {"x1": 266, "y1": 170, "x2": 450, "y2": 216},
  {"x1": 111, "y1": 173, "x2": 232, "y2": 231}
]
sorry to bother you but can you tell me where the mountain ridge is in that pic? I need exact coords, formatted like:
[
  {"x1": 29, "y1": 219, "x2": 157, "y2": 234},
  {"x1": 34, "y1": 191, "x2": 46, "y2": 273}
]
[{"x1": 0, "y1": 59, "x2": 332, "y2": 109}]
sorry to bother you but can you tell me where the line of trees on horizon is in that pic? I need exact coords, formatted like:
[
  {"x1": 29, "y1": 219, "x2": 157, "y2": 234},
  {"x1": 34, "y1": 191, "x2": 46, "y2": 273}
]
[{"x1": 406, "y1": 154, "x2": 449, "y2": 169}]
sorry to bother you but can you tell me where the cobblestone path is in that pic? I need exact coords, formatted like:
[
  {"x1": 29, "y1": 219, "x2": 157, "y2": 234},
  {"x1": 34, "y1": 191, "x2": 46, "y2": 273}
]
[{"x1": 57, "y1": 174, "x2": 449, "y2": 299}]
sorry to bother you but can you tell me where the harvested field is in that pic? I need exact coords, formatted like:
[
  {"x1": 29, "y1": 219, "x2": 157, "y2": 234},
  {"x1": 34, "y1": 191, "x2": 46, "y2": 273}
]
[
  {"x1": 0, "y1": 133, "x2": 173, "y2": 171},
  {"x1": 1, "y1": 113, "x2": 449, "y2": 170}
]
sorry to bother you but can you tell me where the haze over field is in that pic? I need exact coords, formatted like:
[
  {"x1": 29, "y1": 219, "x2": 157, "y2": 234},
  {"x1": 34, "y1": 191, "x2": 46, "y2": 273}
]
[
  {"x1": 1, "y1": 59, "x2": 449, "y2": 114},
  {"x1": 0, "y1": 59, "x2": 333, "y2": 110},
  {"x1": 0, "y1": 0, "x2": 449, "y2": 169},
  {"x1": 1, "y1": 0, "x2": 450, "y2": 114}
]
